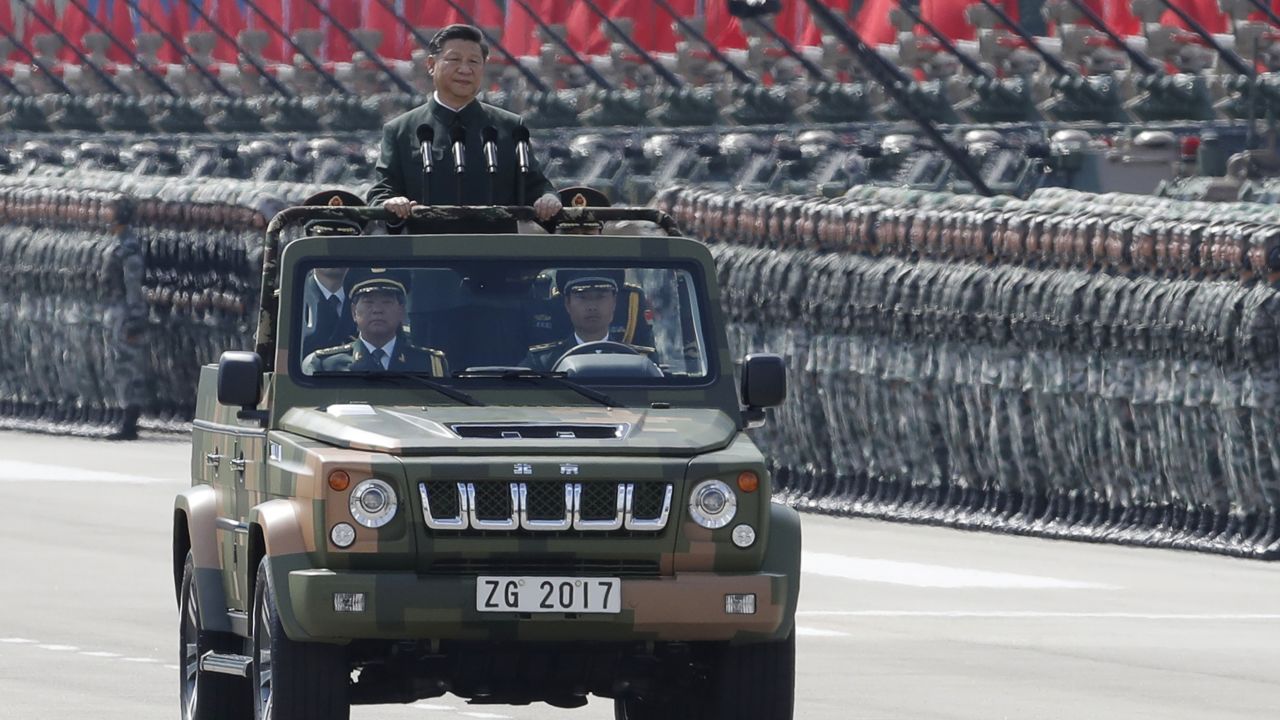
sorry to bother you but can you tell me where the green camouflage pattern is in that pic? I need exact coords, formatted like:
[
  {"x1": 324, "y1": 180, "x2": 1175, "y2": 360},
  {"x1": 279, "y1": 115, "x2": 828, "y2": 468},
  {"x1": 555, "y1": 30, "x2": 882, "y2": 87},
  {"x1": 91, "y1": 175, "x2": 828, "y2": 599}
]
[{"x1": 177, "y1": 211, "x2": 801, "y2": 649}]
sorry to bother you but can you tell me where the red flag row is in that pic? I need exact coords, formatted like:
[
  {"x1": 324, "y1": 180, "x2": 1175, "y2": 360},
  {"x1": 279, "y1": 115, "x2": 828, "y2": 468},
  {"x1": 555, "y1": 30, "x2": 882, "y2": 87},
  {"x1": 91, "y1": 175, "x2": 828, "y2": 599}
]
[{"x1": 2, "y1": 1, "x2": 1270, "y2": 68}]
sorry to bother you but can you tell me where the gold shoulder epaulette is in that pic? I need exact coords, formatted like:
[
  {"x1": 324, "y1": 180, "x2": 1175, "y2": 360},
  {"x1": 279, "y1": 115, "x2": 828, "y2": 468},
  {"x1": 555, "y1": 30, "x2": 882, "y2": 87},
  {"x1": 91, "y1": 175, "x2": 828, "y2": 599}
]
[
  {"x1": 528, "y1": 341, "x2": 560, "y2": 352},
  {"x1": 629, "y1": 344, "x2": 656, "y2": 354},
  {"x1": 314, "y1": 345, "x2": 348, "y2": 356}
]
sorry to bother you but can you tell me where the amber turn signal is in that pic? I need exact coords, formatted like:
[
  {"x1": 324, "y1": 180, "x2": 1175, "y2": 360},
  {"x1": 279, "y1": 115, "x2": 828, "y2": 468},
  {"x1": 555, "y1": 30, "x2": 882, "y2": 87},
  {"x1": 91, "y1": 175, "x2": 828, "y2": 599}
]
[
  {"x1": 737, "y1": 471, "x2": 759, "y2": 493},
  {"x1": 328, "y1": 470, "x2": 351, "y2": 492}
]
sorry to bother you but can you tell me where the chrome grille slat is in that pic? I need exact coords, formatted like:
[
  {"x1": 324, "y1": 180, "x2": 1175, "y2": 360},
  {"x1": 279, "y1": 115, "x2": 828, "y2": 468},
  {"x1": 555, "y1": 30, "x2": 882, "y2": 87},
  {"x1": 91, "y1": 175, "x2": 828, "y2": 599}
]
[{"x1": 419, "y1": 481, "x2": 673, "y2": 534}]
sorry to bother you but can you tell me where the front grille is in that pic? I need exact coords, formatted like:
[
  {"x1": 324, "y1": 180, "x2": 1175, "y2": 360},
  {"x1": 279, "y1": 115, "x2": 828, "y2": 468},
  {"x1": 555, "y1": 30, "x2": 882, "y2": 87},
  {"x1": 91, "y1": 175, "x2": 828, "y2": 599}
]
[
  {"x1": 419, "y1": 481, "x2": 674, "y2": 534},
  {"x1": 425, "y1": 557, "x2": 662, "y2": 577}
]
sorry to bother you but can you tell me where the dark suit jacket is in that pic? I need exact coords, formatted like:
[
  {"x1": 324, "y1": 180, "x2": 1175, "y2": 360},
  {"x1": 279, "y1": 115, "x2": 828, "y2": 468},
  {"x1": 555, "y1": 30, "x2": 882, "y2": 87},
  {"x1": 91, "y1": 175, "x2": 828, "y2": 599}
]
[
  {"x1": 301, "y1": 274, "x2": 357, "y2": 359},
  {"x1": 367, "y1": 98, "x2": 554, "y2": 210}
]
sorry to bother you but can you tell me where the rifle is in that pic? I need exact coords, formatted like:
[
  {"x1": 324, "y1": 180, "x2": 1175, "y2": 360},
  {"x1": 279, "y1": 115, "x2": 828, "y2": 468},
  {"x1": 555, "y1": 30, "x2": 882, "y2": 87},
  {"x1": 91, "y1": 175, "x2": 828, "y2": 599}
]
[
  {"x1": 370, "y1": 0, "x2": 550, "y2": 92},
  {"x1": 1151, "y1": 0, "x2": 1254, "y2": 77},
  {"x1": 239, "y1": 0, "x2": 351, "y2": 95},
  {"x1": 575, "y1": 0, "x2": 686, "y2": 88},
  {"x1": 295, "y1": 0, "x2": 417, "y2": 94},
  {"x1": 1058, "y1": 0, "x2": 1160, "y2": 75},
  {"x1": 652, "y1": 0, "x2": 757, "y2": 85},
  {"x1": 60, "y1": 0, "x2": 182, "y2": 97},
  {"x1": 508, "y1": 0, "x2": 616, "y2": 89},
  {"x1": 13, "y1": 0, "x2": 129, "y2": 95},
  {"x1": 125, "y1": 0, "x2": 239, "y2": 98},
  {"x1": 802, "y1": 0, "x2": 995, "y2": 196},
  {"x1": 180, "y1": 0, "x2": 295, "y2": 97},
  {"x1": 897, "y1": 2, "x2": 995, "y2": 80}
]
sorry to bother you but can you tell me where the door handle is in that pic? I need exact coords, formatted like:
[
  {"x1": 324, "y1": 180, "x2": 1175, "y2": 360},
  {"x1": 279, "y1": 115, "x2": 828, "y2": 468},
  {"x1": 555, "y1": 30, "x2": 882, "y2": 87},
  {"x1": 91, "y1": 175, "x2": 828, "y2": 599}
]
[
  {"x1": 230, "y1": 457, "x2": 247, "y2": 472},
  {"x1": 205, "y1": 453, "x2": 223, "y2": 466}
]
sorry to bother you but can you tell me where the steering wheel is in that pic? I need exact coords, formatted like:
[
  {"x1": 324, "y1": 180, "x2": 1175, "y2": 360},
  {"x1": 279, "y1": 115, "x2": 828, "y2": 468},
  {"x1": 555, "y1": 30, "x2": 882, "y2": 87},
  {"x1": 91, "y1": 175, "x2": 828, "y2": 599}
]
[{"x1": 552, "y1": 340, "x2": 642, "y2": 370}]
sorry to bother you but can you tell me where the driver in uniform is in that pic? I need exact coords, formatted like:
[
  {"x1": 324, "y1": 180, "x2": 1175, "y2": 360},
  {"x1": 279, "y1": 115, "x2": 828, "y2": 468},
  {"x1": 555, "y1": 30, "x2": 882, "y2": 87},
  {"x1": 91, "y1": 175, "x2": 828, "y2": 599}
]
[{"x1": 520, "y1": 272, "x2": 657, "y2": 372}]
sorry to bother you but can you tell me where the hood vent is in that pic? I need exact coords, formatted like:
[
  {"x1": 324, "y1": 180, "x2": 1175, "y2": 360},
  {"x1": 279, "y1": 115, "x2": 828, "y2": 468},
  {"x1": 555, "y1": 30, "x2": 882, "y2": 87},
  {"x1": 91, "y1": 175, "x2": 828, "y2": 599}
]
[{"x1": 449, "y1": 423, "x2": 627, "y2": 440}]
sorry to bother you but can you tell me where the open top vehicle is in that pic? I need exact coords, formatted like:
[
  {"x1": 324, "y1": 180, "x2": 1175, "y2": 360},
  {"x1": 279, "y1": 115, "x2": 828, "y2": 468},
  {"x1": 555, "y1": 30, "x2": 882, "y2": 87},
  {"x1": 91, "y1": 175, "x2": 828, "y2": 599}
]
[{"x1": 173, "y1": 204, "x2": 801, "y2": 720}]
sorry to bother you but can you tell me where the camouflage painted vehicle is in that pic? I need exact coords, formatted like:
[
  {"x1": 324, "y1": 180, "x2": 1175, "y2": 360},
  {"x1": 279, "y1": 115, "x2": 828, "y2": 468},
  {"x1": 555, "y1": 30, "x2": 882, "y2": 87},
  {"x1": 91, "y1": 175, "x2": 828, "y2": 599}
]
[{"x1": 173, "y1": 205, "x2": 801, "y2": 720}]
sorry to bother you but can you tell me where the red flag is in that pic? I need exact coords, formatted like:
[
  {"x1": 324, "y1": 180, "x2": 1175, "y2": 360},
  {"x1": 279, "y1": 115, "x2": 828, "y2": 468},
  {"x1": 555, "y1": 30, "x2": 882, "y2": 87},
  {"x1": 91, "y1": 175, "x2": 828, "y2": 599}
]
[
  {"x1": 192, "y1": 0, "x2": 248, "y2": 62},
  {"x1": 650, "y1": 0, "x2": 694, "y2": 53},
  {"x1": 289, "y1": 0, "x2": 323, "y2": 31},
  {"x1": 104, "y1": 0, "x2": 136, "y2": 63},
  {"x1": 362, "y1": 0, "x2": 407, "y2": 60},
  {"x1": 325, "y1": 0, "x2": 362, "y2": 62},
  {"x1": 0, "y1": 0, "x2": 13, "y2": 61},
  {"x1": 56, "y1": 0, "x2": 96, "y2": 62},
  {"x1": 247, "y1": 0, "x2": 289, "y2": 62},
  {"x1": 920, "y1": 0, "x2": 1020, "y2": 42},
  {"x1": 773, "y1": 1, "x2": 811, "y2": 46},
  {"x1": 704, "y1": 0, "x2": 747, "y2": 50},
  {"x1": 23, "y1": 0, "x2": 58, "y2": 48},
  {"x1": 1159, "y1": 0, "x2": 1227, "y2": 33},
  {"x1": 800, "y1": 0, "x2": 850, "y2": 46},
  {"x1": 503, "y1": 0, "x2": 571, "y2": 57},
  {"x1": 137, "y1": 0, "x2": 187, "y2": 63},
  {"x1": 472, "y1": 0, "x2": 504, "y2": 28},
  {"x1": 851, "y1": 0, "x2": 896, "y2": 46},
  {"x1": 565, "y1": 1, "x2": 608, "y2": 55}
]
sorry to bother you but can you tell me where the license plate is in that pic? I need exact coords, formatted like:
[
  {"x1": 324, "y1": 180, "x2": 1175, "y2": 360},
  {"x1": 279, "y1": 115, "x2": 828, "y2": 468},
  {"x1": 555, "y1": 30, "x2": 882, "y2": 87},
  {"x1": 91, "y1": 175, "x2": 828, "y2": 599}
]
[{"x1": 476, "y1": 576, "x2": 622, "y2": 614}]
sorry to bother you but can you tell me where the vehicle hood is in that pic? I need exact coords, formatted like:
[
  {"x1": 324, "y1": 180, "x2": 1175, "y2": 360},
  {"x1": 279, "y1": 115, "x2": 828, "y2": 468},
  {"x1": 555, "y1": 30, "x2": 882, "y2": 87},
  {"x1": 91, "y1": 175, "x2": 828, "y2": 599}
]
[{"x1": 276, "y1": 405, "x2": 739, "y2": 456}]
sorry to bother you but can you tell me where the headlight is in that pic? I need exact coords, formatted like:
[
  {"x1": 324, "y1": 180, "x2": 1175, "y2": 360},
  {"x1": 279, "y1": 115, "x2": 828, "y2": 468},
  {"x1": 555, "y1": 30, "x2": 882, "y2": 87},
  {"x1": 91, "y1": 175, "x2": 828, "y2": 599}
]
[
  {"x1": 689, "y1": 479, "x2": 737, "y2": 529},
  {"x1": 349, "y1": 478, "x2": 398, "y2": 528}
]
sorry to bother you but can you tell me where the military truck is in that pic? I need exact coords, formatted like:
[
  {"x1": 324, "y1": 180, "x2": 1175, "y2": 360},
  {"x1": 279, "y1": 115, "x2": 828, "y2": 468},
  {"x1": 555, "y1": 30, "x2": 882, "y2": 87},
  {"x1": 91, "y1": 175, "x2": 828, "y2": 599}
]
[{"x1": 173, "y1": 204, "x2": 801, "y2": 720}]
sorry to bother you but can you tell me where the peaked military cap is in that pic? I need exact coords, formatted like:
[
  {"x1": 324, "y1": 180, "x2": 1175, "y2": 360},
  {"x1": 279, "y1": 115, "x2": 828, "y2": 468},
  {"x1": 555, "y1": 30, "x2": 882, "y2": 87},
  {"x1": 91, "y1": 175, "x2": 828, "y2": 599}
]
[
  {"x1": 557, "y1": 186, "x2": 610, "y2": 230},
  {"x1": 302, "y1": 189, "x2": 367, "y2": 236},
  {"x1": 347, "y1": 268, "x2": 410, "y2": 300}
]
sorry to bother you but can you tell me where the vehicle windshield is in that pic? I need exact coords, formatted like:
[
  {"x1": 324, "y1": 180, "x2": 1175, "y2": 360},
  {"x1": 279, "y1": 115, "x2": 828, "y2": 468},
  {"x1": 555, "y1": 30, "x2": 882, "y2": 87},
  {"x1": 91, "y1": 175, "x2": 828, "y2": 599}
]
[{"x1": 295, "y1": 260, "x2": 710, "y2": 384}]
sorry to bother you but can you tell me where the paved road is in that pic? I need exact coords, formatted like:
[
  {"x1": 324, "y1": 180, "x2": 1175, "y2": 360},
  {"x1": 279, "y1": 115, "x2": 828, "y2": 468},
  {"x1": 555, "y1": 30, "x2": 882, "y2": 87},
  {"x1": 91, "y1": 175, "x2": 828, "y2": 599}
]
[{"x1": 1, "y1": 431, "x2": 1278, "y2": 720}]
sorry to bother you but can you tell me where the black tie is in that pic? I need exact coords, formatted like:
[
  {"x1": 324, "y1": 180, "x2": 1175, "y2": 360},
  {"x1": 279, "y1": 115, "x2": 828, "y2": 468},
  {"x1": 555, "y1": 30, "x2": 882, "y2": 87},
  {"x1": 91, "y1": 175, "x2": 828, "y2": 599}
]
[
  {"x1": 369, "y1": 348, "x2": 387, "y2": 369},
  {"x1": 327, "y1": 295, "x2": 342, "y2": 318}
]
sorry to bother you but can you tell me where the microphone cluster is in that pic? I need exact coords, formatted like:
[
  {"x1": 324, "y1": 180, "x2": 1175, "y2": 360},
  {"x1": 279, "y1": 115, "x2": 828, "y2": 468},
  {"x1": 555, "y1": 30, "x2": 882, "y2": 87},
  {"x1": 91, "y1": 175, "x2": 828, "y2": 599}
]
[{"x1": 412, "y1": 122, "x2": 536, "y2": 206}]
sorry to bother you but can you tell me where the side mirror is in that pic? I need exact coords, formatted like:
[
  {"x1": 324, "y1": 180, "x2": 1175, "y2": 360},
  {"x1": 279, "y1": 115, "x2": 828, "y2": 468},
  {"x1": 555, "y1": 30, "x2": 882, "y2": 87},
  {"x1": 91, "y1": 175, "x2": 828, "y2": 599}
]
[
  {"x1": 741, "y1": 353, "x2": 786, "y2": 409},
  {"x1": 217, "y1": 351, "x2": 264, "y2": 409}
]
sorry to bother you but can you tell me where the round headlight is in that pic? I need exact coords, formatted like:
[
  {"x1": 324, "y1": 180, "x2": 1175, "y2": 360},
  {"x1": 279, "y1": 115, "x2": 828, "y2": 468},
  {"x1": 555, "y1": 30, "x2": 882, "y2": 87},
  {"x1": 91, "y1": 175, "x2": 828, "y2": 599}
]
[
  {"x1": 349, "y1": 479, "x2": 398, "y2": 528},
  {"x1": 689, "y1": 479, "x2": 737, "y2": 529}
]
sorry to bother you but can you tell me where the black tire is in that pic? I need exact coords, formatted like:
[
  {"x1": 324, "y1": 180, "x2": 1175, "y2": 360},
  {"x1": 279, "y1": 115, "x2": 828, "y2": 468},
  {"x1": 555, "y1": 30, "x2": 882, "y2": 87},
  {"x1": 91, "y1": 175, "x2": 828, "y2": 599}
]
[
  {"x1": 710, "y1": 632, "x2": 795, "y2": 720},
  {"x1": 251, "y1": 557, "x2": 350, "y2": 720},
  {"x1": 179, "y1": 551, "x2": 252, "y2": 720}
]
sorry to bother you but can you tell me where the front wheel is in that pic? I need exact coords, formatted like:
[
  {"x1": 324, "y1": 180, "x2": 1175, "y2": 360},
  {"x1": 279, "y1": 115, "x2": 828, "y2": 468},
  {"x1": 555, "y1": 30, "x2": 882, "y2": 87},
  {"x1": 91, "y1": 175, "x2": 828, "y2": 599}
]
[
  {"x1": 179, "y1": 551, "x2": 251, "y2": 720},
  {"x1": 251, "y1": 558, "x2": 350, "y2": 720}
]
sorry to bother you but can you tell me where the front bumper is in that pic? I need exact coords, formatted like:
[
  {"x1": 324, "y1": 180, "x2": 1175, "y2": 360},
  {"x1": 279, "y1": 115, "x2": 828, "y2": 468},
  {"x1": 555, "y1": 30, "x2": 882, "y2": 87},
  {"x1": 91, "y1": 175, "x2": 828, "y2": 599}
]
[{"x1": 281, "y1": 570, "x2": 791, "y2": 644}]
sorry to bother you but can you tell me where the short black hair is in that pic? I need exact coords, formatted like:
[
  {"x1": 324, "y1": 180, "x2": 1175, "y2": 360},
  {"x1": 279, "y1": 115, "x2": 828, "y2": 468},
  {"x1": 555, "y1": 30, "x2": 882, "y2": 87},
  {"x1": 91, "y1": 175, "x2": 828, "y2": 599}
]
[{"x1": 428, "y1": 24, "x2": 490, "y2": 60}]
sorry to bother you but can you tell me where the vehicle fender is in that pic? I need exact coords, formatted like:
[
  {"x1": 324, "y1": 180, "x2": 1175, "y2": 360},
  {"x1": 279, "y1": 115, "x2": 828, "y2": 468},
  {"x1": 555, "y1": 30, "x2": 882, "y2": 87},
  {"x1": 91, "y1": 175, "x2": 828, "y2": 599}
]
[
  {"x1": 173, "y1": 485, "x2": 231, "y2": 634},
  {"x1": 760, "y1": 502, "x2": 802, "y2": 641},
  {"x1": 247, "y1": 499, "x2": 316, "y2": 641}
]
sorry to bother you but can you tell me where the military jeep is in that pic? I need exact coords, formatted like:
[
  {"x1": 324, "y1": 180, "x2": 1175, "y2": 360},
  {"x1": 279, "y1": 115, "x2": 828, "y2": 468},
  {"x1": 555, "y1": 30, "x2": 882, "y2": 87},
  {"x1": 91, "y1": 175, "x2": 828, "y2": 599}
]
[{"x1": 173, "y1": 205, "x2": 801, "y2": 720}]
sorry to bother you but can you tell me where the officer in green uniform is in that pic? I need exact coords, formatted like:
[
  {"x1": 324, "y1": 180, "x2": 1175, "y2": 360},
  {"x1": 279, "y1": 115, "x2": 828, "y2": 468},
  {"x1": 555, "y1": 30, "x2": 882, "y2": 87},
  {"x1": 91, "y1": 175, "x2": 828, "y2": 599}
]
[
  {"x1": 303, "y1": 272, "x2": 449, "y2": 377},
  {"x1": 520, "y1": 272, "x2": 657, "y2": 372},
  {"x1": 527, "y1": 187, "x2": 657, "y2": 349}
]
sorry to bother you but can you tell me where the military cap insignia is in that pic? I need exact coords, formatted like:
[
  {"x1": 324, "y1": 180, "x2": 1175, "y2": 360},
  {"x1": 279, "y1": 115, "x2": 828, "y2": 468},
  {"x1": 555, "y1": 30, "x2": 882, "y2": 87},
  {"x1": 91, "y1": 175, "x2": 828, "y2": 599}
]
[
  {"x1": 572, "y1": 193, "x2": 588, "y2": 208},
  {"x1": 328, "y1": 195, "x2": 344, "y2": 207}
]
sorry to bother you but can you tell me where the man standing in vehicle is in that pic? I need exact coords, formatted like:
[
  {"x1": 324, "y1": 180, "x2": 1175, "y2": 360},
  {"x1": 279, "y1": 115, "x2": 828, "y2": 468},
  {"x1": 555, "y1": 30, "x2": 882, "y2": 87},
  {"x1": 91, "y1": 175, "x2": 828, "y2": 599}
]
[{"x1": 368, "y1": 24, "x2": 562, "y2": 224}]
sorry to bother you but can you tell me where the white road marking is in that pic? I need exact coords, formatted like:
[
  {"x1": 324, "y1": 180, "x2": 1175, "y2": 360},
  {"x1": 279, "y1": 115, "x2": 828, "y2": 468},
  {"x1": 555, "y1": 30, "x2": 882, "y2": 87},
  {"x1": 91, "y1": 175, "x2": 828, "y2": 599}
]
[
  {"x1": 412, "y1": 703, "x2": 457, "y2": 712},
  {"x1": 795, "y1": 626, "x2": 849, "y2": 638},
  {"x1": 36, "y1": 644, "x2": 78, "y2": 652},
  {"x1": 797, "y1": 611, "x2": 1280, "y2": 621},
  {"x1": 79, "y1": 651, "x2": 122, "y2": 658},
  {"x1": 0, "y1": 638, "x2": 36, "y2": 644},
  {"x1": 121, "y1": 657, "x2": 161, "y2": 663},
  {"x1": 0, "y1": 460, "x2": 173, "y2": 485},
  {"x1": 458, "y1": 713, "x2": 512, "y2": 719},
  {"x1": 164, "y1": 664, "x2": 179, "y2": 671},
  {"x1": 802, "y1": 551, "x2": 1113, "y2": 589}
]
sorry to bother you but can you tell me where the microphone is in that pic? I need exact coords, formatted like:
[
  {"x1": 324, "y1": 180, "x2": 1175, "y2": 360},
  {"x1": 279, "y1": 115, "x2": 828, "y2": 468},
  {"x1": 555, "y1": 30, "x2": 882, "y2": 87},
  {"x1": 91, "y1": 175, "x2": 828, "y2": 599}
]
[
  {"x1": 450, "y1": 124, "x2": 467, "y2": 175},
  {"x1": 481, "y1": 126, "x2": 499, "y2": 175},
  {"x1": 513, "y1": 125, "x2": 531, "y2": 206},
  {"x1": 415, "y1": 123, "x2": 434, "y2": 175},
  {"x1": 450, "y1": 124, "x2": 467, "y2": 205}
]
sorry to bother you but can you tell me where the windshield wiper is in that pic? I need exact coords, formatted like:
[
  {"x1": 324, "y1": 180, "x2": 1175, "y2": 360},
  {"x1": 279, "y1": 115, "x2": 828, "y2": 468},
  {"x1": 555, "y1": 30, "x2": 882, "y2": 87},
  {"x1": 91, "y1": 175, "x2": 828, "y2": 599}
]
[
  {"x1": 312, "y1": 371, "x2": 485, "y2": 407},
  {"x1": 453, "y1": 367, "x2": 622, "y2": 408}
]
